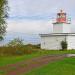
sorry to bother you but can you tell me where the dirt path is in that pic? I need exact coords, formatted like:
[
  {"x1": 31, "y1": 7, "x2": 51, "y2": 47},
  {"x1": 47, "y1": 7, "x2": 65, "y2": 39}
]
[{"x1": 0, "y1": 54, "x2": 66, "y2": 75}]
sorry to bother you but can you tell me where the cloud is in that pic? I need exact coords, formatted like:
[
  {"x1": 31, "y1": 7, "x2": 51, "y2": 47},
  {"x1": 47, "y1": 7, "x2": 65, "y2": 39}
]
[
  {"x1": 7, "y1": 19, "x2": 52, "y2": 34},
  {"x1": 7, "y1": 0, "x2": 75, "y2": 34},
  {"x1": 8, "y1": 0, "x2": 75, "y2": 19},
  {"x1": 8, "y1": 0, "x2": 57, "y2": 16}
]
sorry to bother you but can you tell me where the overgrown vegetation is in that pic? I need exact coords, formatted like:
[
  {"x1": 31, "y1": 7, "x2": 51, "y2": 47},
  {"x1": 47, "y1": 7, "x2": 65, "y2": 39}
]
[
  {"x1": 0, "y1": 44, "x2": 40, "y2": 56},
  {"x1": 0, "y1": 38, "x2": 41, "y2": 56}
]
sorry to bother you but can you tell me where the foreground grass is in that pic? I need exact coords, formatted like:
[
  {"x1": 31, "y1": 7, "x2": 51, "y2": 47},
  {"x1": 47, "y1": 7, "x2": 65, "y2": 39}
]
[
  {"x1": 0, "y1": 50, "x2": 75, "y2": 67},
  {"x1": 0, "y1": 51, "x2": 43, "y2": 67},
  {"x1": 25, "y1": 57, "x2": 75, "y2": 75}
]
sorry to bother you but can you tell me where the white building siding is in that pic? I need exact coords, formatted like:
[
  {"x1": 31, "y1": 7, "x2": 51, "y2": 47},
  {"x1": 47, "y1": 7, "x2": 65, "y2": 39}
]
[
  {"x1": 67, "y1": 36, "x2": 75, "y2": 49},
  {"x1": 53, "y1": 24, "x2": 63, "y2": 33},
  {"x1": 63, "y1": 24, "x2": 71, "y2": 33},
  {"x1": 41, "y1": 35, "x2": 66, "y2": 50},
  {"x1": 53, "y1": 23, "x2": 71, "y2": 33}
]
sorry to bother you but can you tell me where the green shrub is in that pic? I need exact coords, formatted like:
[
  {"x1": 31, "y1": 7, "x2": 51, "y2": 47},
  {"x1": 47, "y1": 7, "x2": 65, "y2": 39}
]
[{"x1": 61, "y1": 41, "x2": 67, "y2": 50}]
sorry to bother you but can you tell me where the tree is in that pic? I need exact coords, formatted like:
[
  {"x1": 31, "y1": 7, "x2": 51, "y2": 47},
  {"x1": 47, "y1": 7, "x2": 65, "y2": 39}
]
[
  {"x1": 7, "y1": 38, "x2": 24, "y2": 47},
  {"x1": 0, "y1": 0, "x2": 8, "y2": 40}
]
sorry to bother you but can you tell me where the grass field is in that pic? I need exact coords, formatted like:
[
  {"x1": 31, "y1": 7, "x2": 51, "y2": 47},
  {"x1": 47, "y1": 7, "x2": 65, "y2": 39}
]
[
  {"x1": 0, "y1": 50, "x2": 75, "y2": 75},
  {"x1": 25, "y1": 57, "x2": 75, "y2": 75},
  {"x1": 0, "y1": 50, "x2": 75, "y2": 67}
]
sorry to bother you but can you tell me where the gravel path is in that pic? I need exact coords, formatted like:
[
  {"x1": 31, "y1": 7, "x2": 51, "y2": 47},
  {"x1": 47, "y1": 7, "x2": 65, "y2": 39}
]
[{"x1": 0, "y1": 54, "x2": 68, "y2": 75}]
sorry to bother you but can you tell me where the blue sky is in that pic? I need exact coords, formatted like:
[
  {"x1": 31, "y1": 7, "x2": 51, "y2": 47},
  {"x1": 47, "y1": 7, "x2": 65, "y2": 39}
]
[{"x1": 7, "y1": 0, "x2": 75, "y2": 34}]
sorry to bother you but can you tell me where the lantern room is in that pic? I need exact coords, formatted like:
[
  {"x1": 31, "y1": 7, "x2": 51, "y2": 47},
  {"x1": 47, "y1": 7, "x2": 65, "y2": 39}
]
[{"x1": 56, "y1": 10, "x2": 67, "y2": 23}]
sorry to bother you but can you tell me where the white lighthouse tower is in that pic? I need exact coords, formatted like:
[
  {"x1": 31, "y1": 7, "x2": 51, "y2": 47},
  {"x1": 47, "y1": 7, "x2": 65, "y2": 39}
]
[
  {"x1": 53, "y1": 10, "x2": 71, "y2": 33},
  {"x1": 40, "y1": 10, "x2": 75, "y2": 50}
]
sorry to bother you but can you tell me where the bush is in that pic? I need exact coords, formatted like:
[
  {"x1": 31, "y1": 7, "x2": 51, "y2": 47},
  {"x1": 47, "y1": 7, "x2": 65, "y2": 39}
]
[
  {"x1": 61, "y1": 41, "x2": 67, "y2": 50},
  {"x1": 7, "y1": 38, "x2": 24, "y2": 47},
  {"x1": 25, "y1": 44, "x2": 40, "y2": 49}
]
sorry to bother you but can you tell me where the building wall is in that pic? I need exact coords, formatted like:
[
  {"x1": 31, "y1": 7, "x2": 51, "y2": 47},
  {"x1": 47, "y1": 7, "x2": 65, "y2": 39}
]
[
  {"x1": 53, "y1": 23, "x2": 71, "y2": 33},
  {"x1": 41, "y1": 35, "x2": 75, "y2": 50},
  {"x1": 53, "y1": 24, "x2": 63, "y2": 33},
  {"x1": 41, "y1": 35, "x2": 66, "y2": 50},
  {"x1": 63, "y1": 24, "x2": 71, "y2": 33},
  {"x1": 67, "y1": 36, "x2": 75, "y2": 49}
]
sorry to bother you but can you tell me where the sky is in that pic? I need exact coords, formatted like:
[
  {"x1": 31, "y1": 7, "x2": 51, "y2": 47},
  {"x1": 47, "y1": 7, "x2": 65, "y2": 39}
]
[{"x1": 7, "y1": 0, "x2": 75, "y2": 34}]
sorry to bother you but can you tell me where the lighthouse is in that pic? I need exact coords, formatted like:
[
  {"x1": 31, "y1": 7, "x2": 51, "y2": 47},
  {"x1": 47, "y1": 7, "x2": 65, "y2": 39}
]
[
  {"x1": 53, "y1": 10, "x2": 71, "y2": 33},
  {"x1": 40, "y1": 10, "x2": 75, "y2": 50}
]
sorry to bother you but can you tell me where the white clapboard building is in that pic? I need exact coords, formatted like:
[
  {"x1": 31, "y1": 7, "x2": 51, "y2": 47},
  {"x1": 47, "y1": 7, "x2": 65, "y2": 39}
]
[{"x1": 40, "y1": 10, "x2": 75, "y2": 50}]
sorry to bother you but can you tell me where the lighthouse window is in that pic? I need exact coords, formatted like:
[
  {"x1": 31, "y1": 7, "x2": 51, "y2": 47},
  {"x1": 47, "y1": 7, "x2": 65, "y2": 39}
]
[
  {"x1": 60, "y1": 15, "x2": 63, "y2": 18},
  {"x1": 62, "y1": 15, "x2": 66, "y2": 18}
]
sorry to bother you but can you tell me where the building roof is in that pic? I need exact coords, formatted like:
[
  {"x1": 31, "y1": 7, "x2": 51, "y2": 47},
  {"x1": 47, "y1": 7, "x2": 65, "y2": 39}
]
[{"x1": 40, "y1": 33, "x2": 75, "y2": 37}]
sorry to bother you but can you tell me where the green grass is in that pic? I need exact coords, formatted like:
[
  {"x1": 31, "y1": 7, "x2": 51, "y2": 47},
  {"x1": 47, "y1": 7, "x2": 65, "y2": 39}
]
[
  {"x1": 25, "y1": 57, "x2": 75, "y2": 75},
  {"x1": 0, "y1": 70, "x2": 5, "y2": 75},
  {"x1": 0, "y1": 50, "x2": 75, "y2": 67},
  {"x1": 0, "y1": 52, "x2": 42, "y2": 67}
]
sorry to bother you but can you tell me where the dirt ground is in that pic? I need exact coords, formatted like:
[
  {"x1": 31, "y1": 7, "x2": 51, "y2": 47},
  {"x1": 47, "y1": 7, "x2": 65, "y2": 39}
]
[{"x1": 0, "y1": 54, "x2": 66, "y2": 75}]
